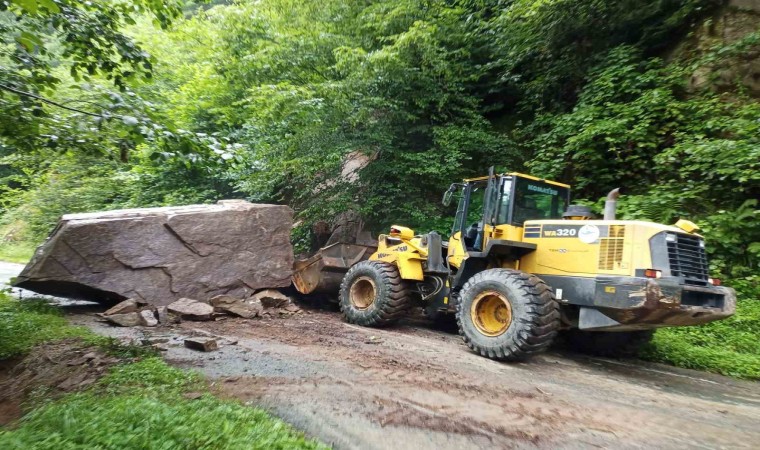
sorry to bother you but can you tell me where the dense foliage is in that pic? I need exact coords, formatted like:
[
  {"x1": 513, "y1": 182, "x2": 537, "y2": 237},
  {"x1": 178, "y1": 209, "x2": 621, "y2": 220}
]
[{"x1": 0, "y1": 0, "x2": 758, "y2": 374}]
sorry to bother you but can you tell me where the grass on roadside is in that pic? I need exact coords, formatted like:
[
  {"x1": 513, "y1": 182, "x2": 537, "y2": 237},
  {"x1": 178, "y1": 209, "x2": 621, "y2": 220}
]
[
  {"x1": 640, "y1": 281, "x2": 760, "y2": 379},
  {"x1": 0, "y1": 242, "x2": 35, "y2": 264},
  {"x1": 0, "y1": 358, "x2": 326, "y2": 449},
  {"x1": 0, "y1": 295, "x2": 326, "y2": 449},
  {"x1": 0, "y1": 295, "x2": 94, "y2": 359}
]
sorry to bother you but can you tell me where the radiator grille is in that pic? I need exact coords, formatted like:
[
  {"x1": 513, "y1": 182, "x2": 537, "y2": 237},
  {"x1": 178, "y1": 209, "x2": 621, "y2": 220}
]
[
  {"x1": 598, "y1": 225, "x2": 626, "y2": 270},
  {"x1": 667, "y1": 233, "x2": 709, "y2": 285}
]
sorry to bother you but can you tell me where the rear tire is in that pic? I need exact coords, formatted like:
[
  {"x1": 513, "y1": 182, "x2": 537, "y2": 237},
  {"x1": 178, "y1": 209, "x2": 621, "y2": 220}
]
[
  {"x1": 339, "y1": 260, "x2": 412, "y2": 327},
  {"x1": 563, "y1": 330, "x2": 654, "y2": 357},
  {"x1": 456, "y1": 269, "x2": 560, "y2": 361}
]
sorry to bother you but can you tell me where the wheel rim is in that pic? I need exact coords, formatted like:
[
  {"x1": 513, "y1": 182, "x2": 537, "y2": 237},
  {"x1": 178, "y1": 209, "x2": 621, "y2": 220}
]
[
  {"x1": 470, "y1": 290, "x2": 512, "y2": 337},
  {"x1": 350, "y1": 276, "x2": 376, "y2": 310}
]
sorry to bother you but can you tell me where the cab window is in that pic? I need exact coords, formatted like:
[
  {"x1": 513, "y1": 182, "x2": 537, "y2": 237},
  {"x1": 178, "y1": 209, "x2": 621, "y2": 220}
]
[
  {"x1": 512, "y1": 178, "x2": 569, "y2": 225},
  {"x1": 495, "y1": 178, "x2": 513, "y2": 225}
]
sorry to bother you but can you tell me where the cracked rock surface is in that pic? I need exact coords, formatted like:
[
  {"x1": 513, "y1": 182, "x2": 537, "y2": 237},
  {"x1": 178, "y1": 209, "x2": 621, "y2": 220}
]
[{"x1": 14, "y1": 200, "x2": 294, "y2": 306}]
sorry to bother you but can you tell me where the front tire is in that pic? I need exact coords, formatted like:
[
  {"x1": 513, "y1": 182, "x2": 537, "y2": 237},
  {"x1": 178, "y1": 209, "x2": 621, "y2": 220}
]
[
  {"x1": 456, "y1": 269, "x2": 560, "y2": 361},
  {"x1": 339, "y1": 261, "x2": 412, "y2": 327}
]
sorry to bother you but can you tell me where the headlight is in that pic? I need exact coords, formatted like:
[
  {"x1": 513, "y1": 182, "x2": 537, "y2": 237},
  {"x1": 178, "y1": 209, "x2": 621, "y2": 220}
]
[{"x1": 665, "y1": 233, "x2": 677, "y2": 243}]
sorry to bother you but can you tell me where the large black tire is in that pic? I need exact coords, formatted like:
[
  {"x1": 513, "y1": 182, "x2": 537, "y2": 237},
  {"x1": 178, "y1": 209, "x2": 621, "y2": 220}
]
[
  {"x1": 456, "y1": 269, "x2": 560, "y2": 361},
  {"x1": 563, "y1": 329, "x2": 655, "y2": 357},
  {"x1": 339, "y1": 260, "x2": 412, "y2": 327}
]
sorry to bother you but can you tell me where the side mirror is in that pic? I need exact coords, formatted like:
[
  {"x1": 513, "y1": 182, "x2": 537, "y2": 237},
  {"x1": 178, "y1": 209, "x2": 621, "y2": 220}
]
[
  {"x1": 442, "y1": 184, "x2": 456, "y2": 206},
  {"x1": 442, "y1": 191, "x2": 453, "y2": 206}
]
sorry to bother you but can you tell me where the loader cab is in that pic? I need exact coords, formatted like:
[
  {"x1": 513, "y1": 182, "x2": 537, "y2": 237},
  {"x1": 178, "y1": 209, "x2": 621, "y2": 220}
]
[{"x1": 445, "y1": 173, "x2": 570, "y2": 265}]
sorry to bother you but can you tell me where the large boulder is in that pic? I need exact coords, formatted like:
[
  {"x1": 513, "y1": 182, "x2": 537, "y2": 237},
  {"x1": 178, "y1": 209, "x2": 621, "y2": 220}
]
[{"x1": 14, "y1": 200, "x2": 294, "y2": 306}]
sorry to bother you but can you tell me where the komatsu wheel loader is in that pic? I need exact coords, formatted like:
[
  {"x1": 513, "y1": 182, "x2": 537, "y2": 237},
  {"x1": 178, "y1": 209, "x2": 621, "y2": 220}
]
[{"x1": 293, "y1": 170, "x2": 736, "y2": 360}]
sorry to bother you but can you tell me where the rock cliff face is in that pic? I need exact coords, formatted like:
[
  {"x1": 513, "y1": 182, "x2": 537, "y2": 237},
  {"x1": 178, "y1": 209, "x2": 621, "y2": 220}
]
[
  {"x1": 677, "y1": 1, "x2": 760, "y2": 97},
  {"x1": 14, "y1": 200, "x2": 294, "y2": 305}
]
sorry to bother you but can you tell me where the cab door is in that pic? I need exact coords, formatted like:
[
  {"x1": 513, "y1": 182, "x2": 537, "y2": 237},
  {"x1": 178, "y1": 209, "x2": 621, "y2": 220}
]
[{"x1": 447, "y1": 188, "x2": 468, "y2": 268}]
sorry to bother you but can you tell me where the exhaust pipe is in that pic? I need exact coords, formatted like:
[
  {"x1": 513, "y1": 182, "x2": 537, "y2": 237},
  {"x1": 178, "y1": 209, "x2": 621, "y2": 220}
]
[{"x1": 604, "y1": 188, "x2": 620, "y2": 220}]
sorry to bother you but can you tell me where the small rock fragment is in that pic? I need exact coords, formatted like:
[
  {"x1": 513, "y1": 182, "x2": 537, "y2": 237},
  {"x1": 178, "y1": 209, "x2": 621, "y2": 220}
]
[
  {"x1": 156, "y1": 306, "x2": 169, "y2": 324},
  {"x1": 138, "y1": 309, "x2": 158, "y2": 327},
  {"x1": 251, "y1": 289, "x2": 292, "y2": 308},
  {"x1": 210, "y1": 295, "x2": 239, "y2": 307},
  {"x1": 283, "y1": 304, "x2": 301, "y2": 313},
  {"x1": 184, "y1": 337, "x2": 218, "y2": 352},
  {"x1": 105, "y1": 312, "x2": 141, "y2": 327},
  {"x1": 211, "y1": 294, "x2": 260, "y2": 319},
  {"x1": 104, "y1": 299, "x2": 138, "y2": 316},
  {"x1": 222, "y1": 304, "x2": 258, "y2": 319},
  {"x1": 244, "y1": 297, "x2": 265, "y2": 316},
  {"x1": 168, "y1": 298, "x2": 214, "y2": 321}
]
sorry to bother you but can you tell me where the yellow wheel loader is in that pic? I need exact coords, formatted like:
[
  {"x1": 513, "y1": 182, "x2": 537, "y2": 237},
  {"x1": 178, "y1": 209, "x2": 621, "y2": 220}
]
[{"x1": 294, "y1": 170, "x2": 736, "y2": 360}]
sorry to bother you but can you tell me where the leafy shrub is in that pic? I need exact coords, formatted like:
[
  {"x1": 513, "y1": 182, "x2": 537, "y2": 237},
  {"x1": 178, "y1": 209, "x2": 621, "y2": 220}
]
[
  {"x1": 640, "y1": 283, "x2": 760, "y2": 379},
  {"x1": 0, "y1": 295, "x2": 93, "y2": 360}
]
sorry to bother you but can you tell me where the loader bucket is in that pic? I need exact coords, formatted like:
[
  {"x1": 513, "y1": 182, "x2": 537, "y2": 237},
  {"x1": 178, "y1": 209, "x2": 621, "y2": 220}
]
[{"x1": 292, "y1": 243, "x2": 377, "y2": 295}]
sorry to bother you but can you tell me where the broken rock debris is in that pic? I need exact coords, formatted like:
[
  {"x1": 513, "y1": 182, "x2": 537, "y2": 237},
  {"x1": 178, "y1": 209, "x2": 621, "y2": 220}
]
[
  {"x1": 184, "y1": 337, "x2": 219, "y2": 352},
  {"x1": 103, "y1": 299, "x2": 138, "y2": 316},
  {"x1": 100, "y1": 291, "x2": 301, "y2": 328},
  {"x1": 139, "y1": 309, "x2": 158, "y2": 327},
  {"x1": 252, "y1": 289, "x2": 291, "y2": 308},
  {"x1": 167, "y1": 298, "x2": 214, "y2": 321},
  {"x1": 210, "y1": 295, "x2": 260, "y2": 319}
]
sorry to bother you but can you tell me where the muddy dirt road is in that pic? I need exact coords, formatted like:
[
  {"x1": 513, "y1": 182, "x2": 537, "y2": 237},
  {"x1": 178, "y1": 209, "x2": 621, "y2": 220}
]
[
  {"x1": 5, "y1": 260, "x2": 757, "y2": 448},
  {"x1": 66, "y1": 306, "x2": 760, "y2": 450}
]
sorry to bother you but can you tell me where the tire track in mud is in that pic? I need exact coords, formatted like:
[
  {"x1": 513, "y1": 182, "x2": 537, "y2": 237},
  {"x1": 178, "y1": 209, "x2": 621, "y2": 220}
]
[{"x1": 194, "y1": 313, "x2": 632, "y2": 446}]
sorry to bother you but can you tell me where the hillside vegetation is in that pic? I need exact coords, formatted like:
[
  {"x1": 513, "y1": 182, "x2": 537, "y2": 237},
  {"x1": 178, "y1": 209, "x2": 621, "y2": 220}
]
[{"x1": 0, "y1": 0, "x2": 758, "y2": 376}]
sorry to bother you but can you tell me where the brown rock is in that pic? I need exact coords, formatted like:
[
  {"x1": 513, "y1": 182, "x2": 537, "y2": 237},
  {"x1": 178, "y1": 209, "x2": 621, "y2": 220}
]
[
  {"x1": 13, "y1": 201, "x2": 294, "y2": 306},
  {"x1": 105, "y1": 312, "x2": 141, "y2": 327},
  {"x1": 210, "y1": 295, "x2": 259, "y2": 319},
  {"x1": 244, "y1": 297, "x2": 265, "y2": 316},
  {"x1": 167, "y1": 298, "x2": 213, "y2": 321},
  {"x1": 210, "y1": 295, "x2": 240, "y2": 307},
  {"x1": 138, "y1": 309, "x2": 158, "y2": 327},
  {"x1": 251, "y1": 289, "x2": 292, "y2": 308},
  {"x1": 226, "y1": 304, "x2": 259, "y2": 319},
  {"x1": 184, "y1": 337, "x2": 218, "y2": 352},
  {"x1": 104, "y1": 299, "x2": 138, "y2": 316}
]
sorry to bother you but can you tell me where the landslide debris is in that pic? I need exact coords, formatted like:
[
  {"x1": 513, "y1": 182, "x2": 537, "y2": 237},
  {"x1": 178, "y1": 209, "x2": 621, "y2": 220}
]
[{"x1": 98, "y1": 292, "x2": 301, "y2": 328}]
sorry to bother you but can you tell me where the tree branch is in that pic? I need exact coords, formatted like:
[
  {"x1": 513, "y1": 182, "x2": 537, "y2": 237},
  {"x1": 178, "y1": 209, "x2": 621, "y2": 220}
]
[{"x1": 0, "y1": 83, "x2": 104, "y2": 118}]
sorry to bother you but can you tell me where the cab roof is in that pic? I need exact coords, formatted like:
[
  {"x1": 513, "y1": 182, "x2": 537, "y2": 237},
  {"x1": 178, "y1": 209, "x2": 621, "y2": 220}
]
[{"x1": 463, "y1": 172, "x2": 571, "y2": 189}]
